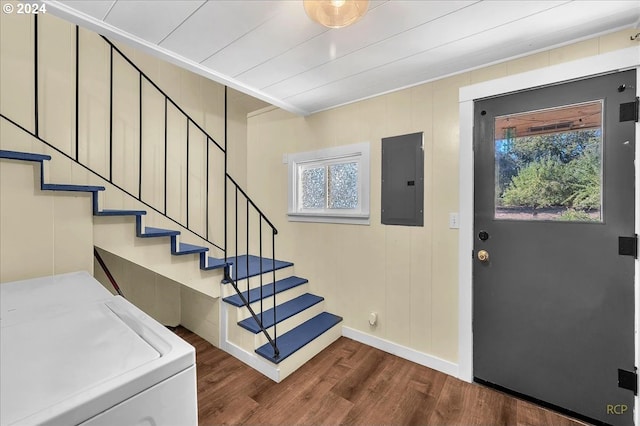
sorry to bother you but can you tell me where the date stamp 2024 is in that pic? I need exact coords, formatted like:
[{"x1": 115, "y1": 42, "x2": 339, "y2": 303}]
[{"x1": 2, "y1": 2, "x2": 47, "y2": 15}]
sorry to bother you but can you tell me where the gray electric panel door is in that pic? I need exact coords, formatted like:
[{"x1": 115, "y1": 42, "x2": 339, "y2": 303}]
[{"x1": 381, "y1": 132, "x2": 424, "y2": 226}]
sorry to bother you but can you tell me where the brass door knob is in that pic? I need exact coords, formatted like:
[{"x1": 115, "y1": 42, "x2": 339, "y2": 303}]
[{"x1": 477, "y1": 250, "x2": 489, "y2": 262}]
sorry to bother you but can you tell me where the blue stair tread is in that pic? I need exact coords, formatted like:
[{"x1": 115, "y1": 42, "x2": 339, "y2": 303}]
[
  {"x1": 0, "y1": 150, "x2": 51, "y2": 162},
  {"x1": 224, "y1": 255, "x2": 293, "y2": 282},
  {"x1": 42, "y1": 183, "x2": 105, "y2": 192},
  {"x1": 202, "y1": 256, "x2": 228, "y2": 271},
  {"x1": 95, "y1": 209, "x2": 147, "y2": 216},
  {"x1": 238, "y1": 293, "x2": 324, "y2": 334},
  {"x1": 174, "y1": 242, "x2": 208, "y2": 255},
  {"x1": 140, "y1": 226, "x2": 180, "y2": 238},
  {"x1": 255, "y1": 312, "x2": 342, "y2": 364},
  {"x1": 223, "y1": 276, "x2": 308, "y2": 307}
]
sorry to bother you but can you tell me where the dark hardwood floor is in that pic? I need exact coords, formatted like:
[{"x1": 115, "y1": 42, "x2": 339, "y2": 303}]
[{"x1": 175, "y1": 327, "x2": 587, "y2": 426}]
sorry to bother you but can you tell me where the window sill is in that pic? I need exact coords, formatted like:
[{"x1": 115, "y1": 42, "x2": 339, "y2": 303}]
[{"x1": 287, "y1": 212, "x2": 370, "y2": 225}]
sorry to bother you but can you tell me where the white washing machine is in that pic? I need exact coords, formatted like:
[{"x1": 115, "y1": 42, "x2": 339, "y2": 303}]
[{"x1": 1, "y1": 271, "x2": 197, "y2": 426}]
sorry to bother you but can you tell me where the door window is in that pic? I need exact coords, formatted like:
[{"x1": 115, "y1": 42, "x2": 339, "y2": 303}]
[{"x1": 494, "y1": 100, "x2": 603, "y2": 222}]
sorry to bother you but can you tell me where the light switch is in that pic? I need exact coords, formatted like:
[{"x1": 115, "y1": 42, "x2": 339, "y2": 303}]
[{"x1": 449, "y1": 212, "x2": 459, "y2": 229}]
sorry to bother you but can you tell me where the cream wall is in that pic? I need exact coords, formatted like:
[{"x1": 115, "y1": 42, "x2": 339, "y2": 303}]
[
  {"x1": 2, "y1": 6, "x2": 636, "y2": 358},
  {"x1": 0, "y1": 145, "x2": 95, "y2": 283},
  {"x1": 1, "y1": 7, "x2": 258, "y2": 247},
  {"x1": 0, "y1": 8, "x2": 259, "y2": 347},
  {"x1": 246, "y1": 29, "x2": 639, "y2": 363}
]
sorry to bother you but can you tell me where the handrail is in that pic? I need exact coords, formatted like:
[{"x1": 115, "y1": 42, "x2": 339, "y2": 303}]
[
  {"x1": 226, "y1": 174, "x2": 279, "y2": 234},
  {"x1": 101, "y1": 36, "x2": 225, "y2": 153},
  {"x1": 225, "y1": 176, "x2": 280, "y2": 359},
  {"x1": 2, "y1": 15, "x2": 280, "y2": 358},
  {"x1": 0, "y1": 112, "x2": 224, "y2": 253}
]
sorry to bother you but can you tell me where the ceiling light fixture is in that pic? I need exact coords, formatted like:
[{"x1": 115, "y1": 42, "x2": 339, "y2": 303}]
[{"x1": 303, "y1": 0, "x2": 369, "y2": 29}]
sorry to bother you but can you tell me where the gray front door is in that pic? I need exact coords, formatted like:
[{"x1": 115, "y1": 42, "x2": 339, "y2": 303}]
[{"x1": 473, "y1": 70, "x2": 636, "y2": 425}]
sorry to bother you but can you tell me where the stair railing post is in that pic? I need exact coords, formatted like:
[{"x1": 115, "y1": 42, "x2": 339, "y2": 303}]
[
  {"x1": 164, "y1": 97, "x2": 168, "y2": 215},
  {"x1": 34, "y1": 14, "x2": 39, "y2": 137},
  {"x1": 246, "y1": 198, "x2": 249, "y2": 303},
  {"x1": 75, "y1": 25, "x2": 79, "y2": 161},
  {"x1": 206, "y1": 137, "x2": 209, "y2": 241},
  {"x1": 224, "y1": 86, "x2": 228, "y2": 263},
  {"x1": 272, "y1": 230, "x2": 278, "y2": 358},
  {"x1": 186, "y1": 117, "x2": 190, "y2": 229},
  {"x1": 138, "y1": 72, "x2": 143, "y2": 199},
  {"x1": 235, "y1": 186, "x2": 238, "y2": 286},
  {"x1": 109, "y1": 45, "x2": 113, "y2": 182},
  {"x1": 259, "y1": 219, "x2": 263, "y2": 325}
]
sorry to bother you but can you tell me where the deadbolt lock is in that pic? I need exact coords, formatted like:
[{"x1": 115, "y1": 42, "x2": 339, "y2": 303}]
[{"x1": 477, "y1": 250, "x2": 489, "y2": 262}]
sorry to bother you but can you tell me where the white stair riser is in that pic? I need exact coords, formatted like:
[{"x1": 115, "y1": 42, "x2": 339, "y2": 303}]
[
  {"x1": 226, "y1": 297, "x2": 325, "y2": 353},
  {"x1": 227, "y1": 313, "x2": 257, "y2": 352},
  {"x1": 220, "y1": 267, "x2": 294, "y2": 298},
  {"x1": 252, "y1": 301, "x2": 326, "y2": 348},
  {"x1": 229, "y1": 283, "x2": 310, "y2": 322},
  {"x1": 276, "y1": 323, "x2": 342, "y2": 382}
]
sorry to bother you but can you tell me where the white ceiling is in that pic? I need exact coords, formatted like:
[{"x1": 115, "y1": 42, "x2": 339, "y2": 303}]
[{"x1": 46, "y1": 0, "x2": 640, "y2": 116}]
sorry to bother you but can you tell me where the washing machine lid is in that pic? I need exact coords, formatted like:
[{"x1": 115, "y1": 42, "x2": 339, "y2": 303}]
[
  {"x1": 0, "y1": 271, "x2": 111, "y2": 316},
  {"x1": 1, "y1": 296, "x2": 194, "y2": 425}
]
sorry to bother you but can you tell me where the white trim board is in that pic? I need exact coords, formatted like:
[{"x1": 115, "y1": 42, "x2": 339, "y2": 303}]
[
  {"x1": 219, "y1": 299, "x2": 280, "y2": 382},
  {"x1": 341, "y1": 327, "x2": 459, "y2": 378},
  {"x1": 458, "y1": 45, "x2": 640, "y2": 426}
]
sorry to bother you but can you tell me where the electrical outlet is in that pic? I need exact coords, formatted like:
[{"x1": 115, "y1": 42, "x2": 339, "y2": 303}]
[{"x1": 449, "y1": 212, "x2": 459, "y2": 229}]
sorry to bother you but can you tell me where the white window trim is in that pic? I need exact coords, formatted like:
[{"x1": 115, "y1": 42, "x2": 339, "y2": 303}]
[{"x1": 287, "y1": 142, "x2": 370, "y2": 225}]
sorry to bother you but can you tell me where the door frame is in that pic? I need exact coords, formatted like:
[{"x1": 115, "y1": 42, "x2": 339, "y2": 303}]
[{"x1": 458, "y1": 45, "x2": 640, "y2": 424}]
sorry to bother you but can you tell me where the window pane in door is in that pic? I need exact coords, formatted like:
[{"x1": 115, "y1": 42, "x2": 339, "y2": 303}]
[
  {"x1": 494, "y1": 101, "x2": 603, "y2": 222},
  {"x1": 328, "y1": 162, "x2": 358, "y2": 209},
  {"x1": 301, "y1": 167, "x2": 326, "y2": 209}
]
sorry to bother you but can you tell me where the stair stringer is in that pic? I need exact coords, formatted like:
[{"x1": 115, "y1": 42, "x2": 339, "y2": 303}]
[{"x1": 92, "y1": 204, "x2": 224, "y2": 298}]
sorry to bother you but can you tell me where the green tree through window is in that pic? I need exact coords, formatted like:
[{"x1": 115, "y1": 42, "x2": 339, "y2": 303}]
[{"x1": 495, "y1": 129, "x2": 601, "y2": 221}]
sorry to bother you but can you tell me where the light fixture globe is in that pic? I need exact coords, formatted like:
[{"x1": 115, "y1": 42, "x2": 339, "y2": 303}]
[{"x1": 303, "y1": 0, "x2": 369, "y2": 29}]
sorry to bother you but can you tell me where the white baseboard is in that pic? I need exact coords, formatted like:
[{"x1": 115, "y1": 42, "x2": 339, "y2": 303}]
[
  {"x1": 221, "y1": 339, "x2": 280, "y2": 382},
  {"x1": 342, "y1": 326, "x2": 459, "y2": 378}
]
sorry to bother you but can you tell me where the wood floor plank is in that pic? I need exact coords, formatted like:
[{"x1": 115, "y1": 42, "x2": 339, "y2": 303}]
[
  {"x1": 174, "y1": 327, "x2": 587, "y2": 426},
  {"x1": 516, "y1": 399, "x2": 586, "y2": 426},
  {"x1": 331, "y1": 344, "x2": 388, "y2": 404}
]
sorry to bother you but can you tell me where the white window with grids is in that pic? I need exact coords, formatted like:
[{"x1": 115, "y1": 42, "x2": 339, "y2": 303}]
[{"x1": 287, "y1": 142, "x2": 370, "y2": 224}]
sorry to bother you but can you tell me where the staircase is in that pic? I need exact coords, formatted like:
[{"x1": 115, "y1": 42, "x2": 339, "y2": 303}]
[
  {"x1": 220, "y1": 255, "x2": 342, "y2": 380},
  {"x1": 0, "y1": 14, "x2": 342, "y2": 381},
  {"x1": 0, "y1": 148, "x2": 342, "y2": 380},
  {"x1": 0, "y1": 15, "x2": 342, "y2": 381}
]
